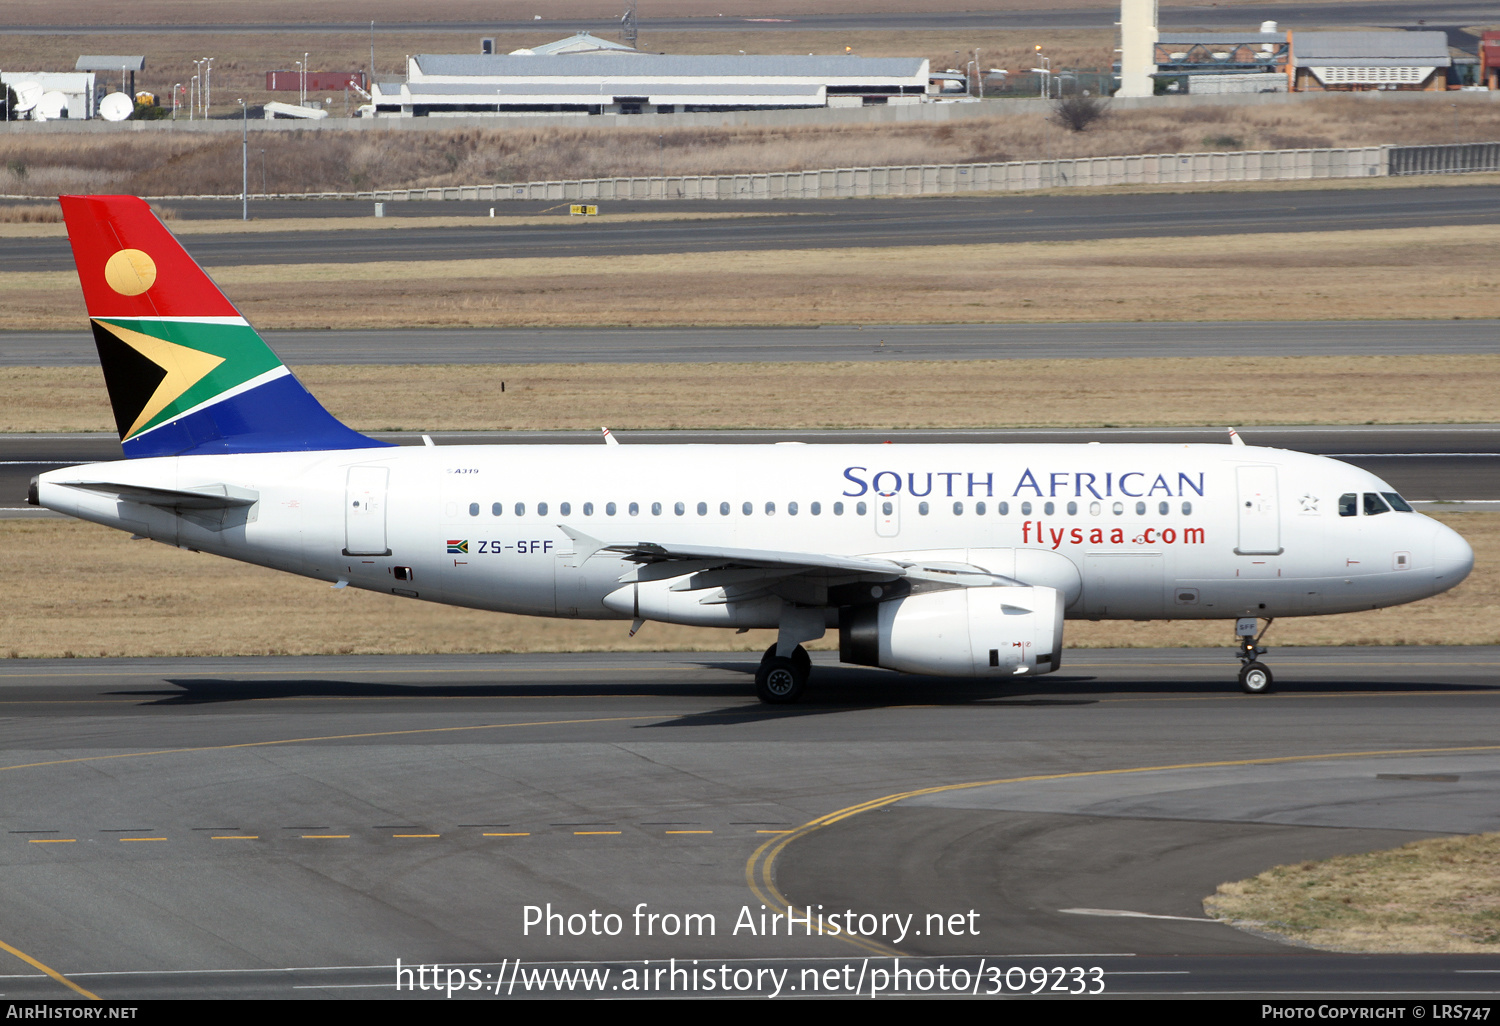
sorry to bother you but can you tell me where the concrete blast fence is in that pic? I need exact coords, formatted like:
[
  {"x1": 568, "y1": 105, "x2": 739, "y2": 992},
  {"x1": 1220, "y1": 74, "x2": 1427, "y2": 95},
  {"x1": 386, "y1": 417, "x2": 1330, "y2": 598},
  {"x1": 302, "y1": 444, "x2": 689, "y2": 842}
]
[
  {"x1": 19, "y1": 142, "x2": 1494, "y2": 204},
  {"x1": 367, "y1": 146, "x2": 1390, "y2": 203}
]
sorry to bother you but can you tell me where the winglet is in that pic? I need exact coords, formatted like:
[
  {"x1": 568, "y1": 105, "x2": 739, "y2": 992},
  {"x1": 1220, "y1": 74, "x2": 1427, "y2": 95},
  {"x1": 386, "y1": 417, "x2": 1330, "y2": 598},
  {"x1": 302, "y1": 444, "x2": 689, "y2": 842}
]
[
  {"x1": 1227, "y1": 427, "x2": 1246, "y2": 447},
  {"x1": 602, "y1": 426, "x2": 619, "y2": 446}
]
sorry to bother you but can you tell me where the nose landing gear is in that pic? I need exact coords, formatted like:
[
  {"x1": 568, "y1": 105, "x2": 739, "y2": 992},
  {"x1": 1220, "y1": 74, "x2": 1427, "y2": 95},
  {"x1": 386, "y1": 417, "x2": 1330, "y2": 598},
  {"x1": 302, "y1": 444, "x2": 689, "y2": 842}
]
[{"x1": 1235, "y1": 617, "x2": 1274, "y2": 694}]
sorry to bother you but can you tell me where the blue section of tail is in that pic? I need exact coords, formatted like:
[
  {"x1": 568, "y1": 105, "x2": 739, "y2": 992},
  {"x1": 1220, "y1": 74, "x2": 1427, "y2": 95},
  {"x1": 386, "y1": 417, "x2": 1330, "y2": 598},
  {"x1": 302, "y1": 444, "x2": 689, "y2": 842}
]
[{"x1": 121, "y1": 373, "x2": 395, "y2": 458}]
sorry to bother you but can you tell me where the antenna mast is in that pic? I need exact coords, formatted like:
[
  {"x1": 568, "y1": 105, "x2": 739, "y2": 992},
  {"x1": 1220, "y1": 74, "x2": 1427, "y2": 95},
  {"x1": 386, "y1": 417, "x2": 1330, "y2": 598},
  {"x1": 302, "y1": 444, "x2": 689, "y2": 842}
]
[{"x1": 621, "y1": 2, "x2": 638, "y2": 50}]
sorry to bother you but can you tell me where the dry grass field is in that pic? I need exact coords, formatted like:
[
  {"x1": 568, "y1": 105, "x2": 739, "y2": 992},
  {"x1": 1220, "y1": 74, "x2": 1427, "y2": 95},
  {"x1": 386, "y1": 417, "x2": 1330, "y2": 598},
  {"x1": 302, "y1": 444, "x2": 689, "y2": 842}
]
[
  {"x1": 1207, "y1": 832, "x2": 1500, "y2": 952},
  {"x1": 0, "y1": 512, "x2": 1490, "y2": 660},
  {"x1": 4, "y1": 97, "x2": 1499, "y2": 197},
  {"x1": 3, "y1": 224, "x2": 1497, "y2": 331},
  {"x1": 4, "y1": 352, "x2": 1500, "y2": 434}
]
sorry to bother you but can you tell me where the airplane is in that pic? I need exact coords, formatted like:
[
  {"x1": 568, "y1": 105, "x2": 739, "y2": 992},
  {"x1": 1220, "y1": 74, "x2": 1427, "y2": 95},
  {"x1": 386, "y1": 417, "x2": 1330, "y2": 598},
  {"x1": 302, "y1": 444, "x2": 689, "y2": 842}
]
[{"x1": 30, "y1": 195, "x2": 1475, "y2": 703}]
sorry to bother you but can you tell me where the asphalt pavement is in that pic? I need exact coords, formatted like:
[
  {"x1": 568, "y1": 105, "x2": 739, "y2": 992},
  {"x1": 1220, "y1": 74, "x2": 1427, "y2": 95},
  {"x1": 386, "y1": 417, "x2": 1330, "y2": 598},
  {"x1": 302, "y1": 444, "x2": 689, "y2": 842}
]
[
  {"x1": 8, "y1": 187, "x2": 1498, "y2": 272},
  {"x1": 1, "y1": 647, "x2": 1497, "y2": 998}
]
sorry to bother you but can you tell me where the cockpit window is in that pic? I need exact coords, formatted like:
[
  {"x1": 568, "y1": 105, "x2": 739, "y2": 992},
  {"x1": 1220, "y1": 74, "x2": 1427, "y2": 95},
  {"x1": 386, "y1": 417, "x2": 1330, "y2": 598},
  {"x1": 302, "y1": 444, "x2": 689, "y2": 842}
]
[
  {"x1": 1338, "y1": 493, "x2": 1357, "y2": 517},
  {"x1": 1382, "y1": 492, "x2": 1414, "y2": 512},
  {"x1": 1363, "y1": 492, "x2": 1391, "y2": 516}
]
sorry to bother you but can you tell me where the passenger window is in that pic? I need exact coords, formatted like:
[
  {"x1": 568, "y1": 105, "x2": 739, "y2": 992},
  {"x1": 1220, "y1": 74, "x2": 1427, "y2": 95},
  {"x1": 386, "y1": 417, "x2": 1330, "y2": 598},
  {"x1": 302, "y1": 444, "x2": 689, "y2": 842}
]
[
  {"x1": 1338, "y1": 493, "x2": 1357, "y2": 517},
  {"x1": 628, "y1": 502, "x2": 638, "y2": 516},
  {"x1": 469, "y1": 502, "x2": 480, "y2": 517},
  {"x1": 765, "y1": 502, "x2": 776, "y2": 515},
  {"x1": 788, "y1": 501, "x2": 798, "y2": 516},
  {"x1": 856, "y1": 501, "x2": 868, "y2": 516},
  {"x1": 1089, "y1": 501, "x2": 1101, "y2": 517},
  {"x1": 605, "y1": 502, "x2": 616, "y2": 516},
  {"x1": 1066, "y1": 501, "x2": 1077, "y2": 516},
  {"x1": 491, "y1": 502, "x2": 503, "y2": 516},
  {"x1": 811, "y1": 502, "x2": 821, "y2": 515},
  {"x1": 1381, "y1": 492, "x2": 1413, "y2": 512},
  {"x1": 1135, "y1": 501, "x2": 1146, "y2": 515},
  {"x1": 743, "y1": 501, "x2": 753, "y2": 515},
  {"x1": 720, "y1": 502, "x2": 730, "y2": 516},
  {"x1": 1158, "y1": 501, "x2": 1169, "y2": 516},
  {"x1": 917, "y1": 501, "x2": 929, "y2": 515},
  {"x1": 882, "y1": 500, "x2": 893, "y2": 515},
  {"x1": 1363, "y1": 492, "x2": 1390, "y2": 516},
  {"x1": 954, "y1": 501, "x2": 964, "y2": 515},
  {"x1": 1020, "y1": 502, "x2": 1031, "y2": 516},
  {"x1": 538, "y1": 502, "x2": 548, "y2": 516},
  {"x1": 560, "y1": 502, "x2": 571, "y2": 516},
  {"x1": 674, "y1": 502, "x2": 684, "y2": 516},
  {"x1": 998, "y1": 501, "x2": 1009, "y2": 515},
  {"x1": 1181, "y1": 501, "x2": 1192, "y2": 516},
  {"x1": 583, "y1": 502, "x2": 594, "y2": 516},
  {"x1": 1113, "y1": 501, "x2": 1124, "y2": 515},
  {"x1": 833, "y1": 502, "x2": 844, "y2": 516},
  {"x1": 697, "y1": 502, "x2": 707, "y2": 516},
  {"x1": 651, "y1": 502, "x2": 662, "y2": 516},
  {"x1": 975, "y1": 501, "x2": 986, "y2": 515},
  {"x1": 1044, "y1": 502, "x2": 1055, "y2": 515},
  {"x1": 514, "y1": 502, "x2": 525, "y2": 516}
]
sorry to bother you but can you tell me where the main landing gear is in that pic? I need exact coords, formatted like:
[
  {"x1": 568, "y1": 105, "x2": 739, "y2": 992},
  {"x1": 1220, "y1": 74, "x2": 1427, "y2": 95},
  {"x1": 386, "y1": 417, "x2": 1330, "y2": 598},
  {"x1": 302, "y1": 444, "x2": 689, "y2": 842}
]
[
  {"x1": 1234, "y1": 616, "x2": 1275, "y2": 694},
  {"x1": 756, "y1": 643, "x2": 811, "y2": 704}
]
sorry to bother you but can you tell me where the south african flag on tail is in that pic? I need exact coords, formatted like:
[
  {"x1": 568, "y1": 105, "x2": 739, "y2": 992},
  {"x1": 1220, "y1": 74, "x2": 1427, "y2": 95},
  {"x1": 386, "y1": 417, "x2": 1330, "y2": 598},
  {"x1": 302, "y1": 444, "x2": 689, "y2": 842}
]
[{"x1": 59, "y1": 195, "x2": 390, "y2": 459}]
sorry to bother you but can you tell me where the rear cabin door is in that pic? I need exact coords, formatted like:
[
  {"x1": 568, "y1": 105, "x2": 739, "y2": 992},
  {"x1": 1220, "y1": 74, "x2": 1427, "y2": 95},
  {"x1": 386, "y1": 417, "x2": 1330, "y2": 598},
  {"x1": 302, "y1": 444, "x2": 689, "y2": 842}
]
[{"x1": 344, "y1": 465, "x2": 391, "y2": 556}]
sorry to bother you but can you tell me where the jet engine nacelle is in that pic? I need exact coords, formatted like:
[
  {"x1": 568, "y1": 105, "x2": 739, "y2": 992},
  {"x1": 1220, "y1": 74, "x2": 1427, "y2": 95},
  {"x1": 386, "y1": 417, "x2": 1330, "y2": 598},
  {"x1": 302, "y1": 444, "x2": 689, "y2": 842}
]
[{"x1": 839, "y1": 585, "x2": 1064, "y2": 677}]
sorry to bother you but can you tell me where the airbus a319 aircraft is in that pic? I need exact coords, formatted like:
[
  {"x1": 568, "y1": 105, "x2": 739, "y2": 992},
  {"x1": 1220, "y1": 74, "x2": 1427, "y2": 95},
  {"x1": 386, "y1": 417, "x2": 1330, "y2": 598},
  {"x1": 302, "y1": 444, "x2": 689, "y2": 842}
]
[{"x1": 31, "y1": 196, "x2": 1475, "y2": 702}]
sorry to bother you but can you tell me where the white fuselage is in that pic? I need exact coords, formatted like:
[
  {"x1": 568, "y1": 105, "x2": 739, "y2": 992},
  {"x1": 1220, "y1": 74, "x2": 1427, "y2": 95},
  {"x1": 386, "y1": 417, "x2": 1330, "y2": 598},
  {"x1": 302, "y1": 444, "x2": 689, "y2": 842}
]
[{"x1": 39, "y1": 442, "x2": 1473, "y2": 629}]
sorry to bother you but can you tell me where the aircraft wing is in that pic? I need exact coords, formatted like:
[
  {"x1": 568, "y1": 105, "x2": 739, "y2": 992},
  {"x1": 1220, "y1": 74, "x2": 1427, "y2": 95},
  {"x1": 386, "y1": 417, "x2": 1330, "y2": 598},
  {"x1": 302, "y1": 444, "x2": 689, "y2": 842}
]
[{"x1": 560, "y1": 525, "x2": 1017, "y2": 591}]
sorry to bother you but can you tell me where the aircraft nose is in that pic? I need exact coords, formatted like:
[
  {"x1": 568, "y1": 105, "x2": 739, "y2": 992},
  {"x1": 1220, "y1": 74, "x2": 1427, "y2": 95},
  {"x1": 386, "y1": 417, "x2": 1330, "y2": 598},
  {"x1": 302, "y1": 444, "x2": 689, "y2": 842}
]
[{"x1": 1432, "y1": 521, "x2": 1475, "y2": 590}]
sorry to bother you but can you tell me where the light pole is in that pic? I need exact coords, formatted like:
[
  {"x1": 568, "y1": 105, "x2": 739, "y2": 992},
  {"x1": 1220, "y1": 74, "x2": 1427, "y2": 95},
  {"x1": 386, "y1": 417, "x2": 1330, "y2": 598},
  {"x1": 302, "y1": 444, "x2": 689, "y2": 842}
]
[
  {"x1": 303, "y1": 52, "x2": 309, "y2": 107},
  {"x1": 172, "y1": 82, "x2": 180, "y2": 119},
  {"x1": 238, "y1": 99, "x2": 247, "y2": 221},
  {"x1": 204, "y1": 57, "x2": 214, "y2": 117},
  {"x1": 191, "y1": 59, "x2": 204, "y2": 119},
  {"x1": 1033, "y1": 46, "x2": 1051, "y2": 99},
  {"x1": 260, "y1": 148, "x2": 266, "y2": 198}
]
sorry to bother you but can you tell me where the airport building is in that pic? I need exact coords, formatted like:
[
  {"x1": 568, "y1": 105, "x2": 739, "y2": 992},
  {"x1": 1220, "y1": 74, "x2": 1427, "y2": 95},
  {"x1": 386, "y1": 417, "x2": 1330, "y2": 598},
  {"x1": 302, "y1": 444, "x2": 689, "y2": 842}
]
[
  {"x1": 368, "y1": 52, "x2": 931, "y2": 117},
  {"x1": 1290, "y1": 31, "x2": 1453, "y2": 91}
]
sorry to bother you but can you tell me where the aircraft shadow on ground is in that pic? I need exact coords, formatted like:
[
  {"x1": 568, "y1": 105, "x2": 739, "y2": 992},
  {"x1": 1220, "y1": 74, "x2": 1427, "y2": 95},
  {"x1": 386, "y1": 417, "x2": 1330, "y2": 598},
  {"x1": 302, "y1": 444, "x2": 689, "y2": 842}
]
[{"x1": 109, "y1": 661, "x2": 1498, "y2": 719}]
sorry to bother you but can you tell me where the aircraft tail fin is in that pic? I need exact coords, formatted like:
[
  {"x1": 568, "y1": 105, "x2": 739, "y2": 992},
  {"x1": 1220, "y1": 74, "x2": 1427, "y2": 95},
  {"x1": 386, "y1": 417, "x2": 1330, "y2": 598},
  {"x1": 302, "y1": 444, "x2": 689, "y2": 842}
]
[{"x1": 58, "y1": 195, "x2": 388, "y2": 458}]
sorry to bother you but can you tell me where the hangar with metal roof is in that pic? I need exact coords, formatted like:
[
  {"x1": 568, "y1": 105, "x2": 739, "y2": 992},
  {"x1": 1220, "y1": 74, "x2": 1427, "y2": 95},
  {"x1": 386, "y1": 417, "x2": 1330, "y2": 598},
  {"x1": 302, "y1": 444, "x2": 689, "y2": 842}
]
[
  {"x1": 368, "y1": 53, "x2": 931, "y2": 117},
  {"x1": 1292, "y1": 31, "x2": 1452, "y2": 90}
]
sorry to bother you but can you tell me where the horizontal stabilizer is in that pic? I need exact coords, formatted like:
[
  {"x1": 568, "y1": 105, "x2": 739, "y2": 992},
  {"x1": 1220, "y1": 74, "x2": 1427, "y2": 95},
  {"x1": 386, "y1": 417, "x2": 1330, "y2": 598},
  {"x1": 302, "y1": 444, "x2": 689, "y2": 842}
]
[{"x1": 64, "y1": 481, "x2": 259, "y2": 510}]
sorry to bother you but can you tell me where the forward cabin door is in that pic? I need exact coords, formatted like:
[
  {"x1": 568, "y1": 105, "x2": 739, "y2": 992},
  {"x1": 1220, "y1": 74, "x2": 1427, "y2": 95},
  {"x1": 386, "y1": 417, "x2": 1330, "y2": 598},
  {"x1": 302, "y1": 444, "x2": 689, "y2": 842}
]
[
  {"x1": 344, "y1": 465, "x2": 391, "y2": 556},
  {"x1": 1235, "y1": 465, "x2": 1282, "y2": 555}
]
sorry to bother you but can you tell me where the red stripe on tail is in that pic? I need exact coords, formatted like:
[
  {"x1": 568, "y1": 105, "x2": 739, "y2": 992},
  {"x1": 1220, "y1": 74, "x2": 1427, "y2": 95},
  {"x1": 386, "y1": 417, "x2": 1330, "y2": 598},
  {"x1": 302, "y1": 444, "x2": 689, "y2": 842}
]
[{"x1": 59, "y1": 196, "x2": 239, "y2": 320}]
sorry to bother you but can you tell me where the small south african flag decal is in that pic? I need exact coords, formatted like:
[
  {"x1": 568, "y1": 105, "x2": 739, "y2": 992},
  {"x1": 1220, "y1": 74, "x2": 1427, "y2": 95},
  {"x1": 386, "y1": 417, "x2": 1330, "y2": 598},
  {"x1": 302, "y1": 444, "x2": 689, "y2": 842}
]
[{"x1": 447, "y1": 540, "x2": 469, "y2": 554}]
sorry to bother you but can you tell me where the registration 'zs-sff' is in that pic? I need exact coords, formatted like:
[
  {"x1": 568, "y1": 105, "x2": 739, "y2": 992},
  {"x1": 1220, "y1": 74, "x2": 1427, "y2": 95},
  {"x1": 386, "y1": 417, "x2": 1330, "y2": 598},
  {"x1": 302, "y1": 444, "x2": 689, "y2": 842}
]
[{"x1": 32, "y1": 196, "x2": 1475, "y2": 702}]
